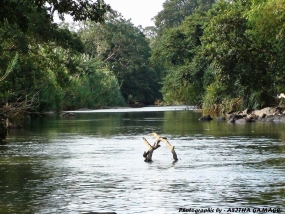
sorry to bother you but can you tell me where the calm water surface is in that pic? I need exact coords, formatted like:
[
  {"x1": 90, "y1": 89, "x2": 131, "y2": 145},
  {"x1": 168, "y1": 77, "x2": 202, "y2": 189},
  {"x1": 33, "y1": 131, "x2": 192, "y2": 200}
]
[{"x1": 0, "y1": 106, "x2": 285, "y2": 214}]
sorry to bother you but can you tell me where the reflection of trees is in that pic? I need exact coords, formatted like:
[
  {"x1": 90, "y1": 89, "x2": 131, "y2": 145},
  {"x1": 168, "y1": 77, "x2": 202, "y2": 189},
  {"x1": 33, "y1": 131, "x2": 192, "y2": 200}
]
[
  {"x1": 162, "y1": 111, "x2": 285, "y2": 138},
  {"x1": 281, "y1": 132, "x2": 285, "y2": 142},
  {"x1": 0, "y1": 160, "x2": 53, "y2": 213},
  {"x1": 26, "y1": 112, "x2": 168, "y2": 137},
  {"x1": 26, "y1": 113, "x2": 125, "y2": 137}
]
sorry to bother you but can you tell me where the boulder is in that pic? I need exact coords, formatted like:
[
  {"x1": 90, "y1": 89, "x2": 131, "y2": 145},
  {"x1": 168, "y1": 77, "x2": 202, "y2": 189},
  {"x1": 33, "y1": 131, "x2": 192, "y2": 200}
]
[
  {"x1": 228, "y1": 118, "x2": 236, "y2": 123},
  {"x1": 199, "y1": 115, "x2": 213, "y2": 121},
  {"x1": 226, "y1": 106, "x2": 285, "y2": 124},
  {"x1": 253, "y1": 107, "x2": 280, "y2": 117},
  {"x1": 233, "y1": 118, "x2": 255, "y2": 124},
  {"x1": 228, "y1": 114, "x2": 246, "y2": 120}
]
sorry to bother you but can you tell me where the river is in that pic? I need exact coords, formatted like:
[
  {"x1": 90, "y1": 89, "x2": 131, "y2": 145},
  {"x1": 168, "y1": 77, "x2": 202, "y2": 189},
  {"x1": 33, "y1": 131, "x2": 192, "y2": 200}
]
[{"x1": 0, "y1": 106, "x2": 284, "y2": 214}]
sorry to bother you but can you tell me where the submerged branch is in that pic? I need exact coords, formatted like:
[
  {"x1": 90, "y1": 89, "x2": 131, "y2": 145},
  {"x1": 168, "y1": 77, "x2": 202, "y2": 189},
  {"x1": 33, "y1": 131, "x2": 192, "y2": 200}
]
[{"x1": 142, "y1": 132, "x2": 178, "y2": 162}]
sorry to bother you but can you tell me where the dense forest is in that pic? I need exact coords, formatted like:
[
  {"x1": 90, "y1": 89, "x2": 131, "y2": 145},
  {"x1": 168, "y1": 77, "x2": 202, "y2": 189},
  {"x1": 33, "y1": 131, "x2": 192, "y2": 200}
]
[
  {"x1": 151, "y1": 0, "x2": 285, "y2": 112},
  {"x1": 1, "y1": 0, "x2": 285, "y2": 127}
]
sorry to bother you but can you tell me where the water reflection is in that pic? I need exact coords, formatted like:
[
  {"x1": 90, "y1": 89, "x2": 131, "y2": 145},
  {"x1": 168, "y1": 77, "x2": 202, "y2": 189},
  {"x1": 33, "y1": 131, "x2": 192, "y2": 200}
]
[{"x1": 1, "y1": 107, "x2": 285, "y2": 213}]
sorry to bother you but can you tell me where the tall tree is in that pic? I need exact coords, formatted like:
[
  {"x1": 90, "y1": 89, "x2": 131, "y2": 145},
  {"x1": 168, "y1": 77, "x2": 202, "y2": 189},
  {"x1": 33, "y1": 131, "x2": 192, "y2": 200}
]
[
  {"x1": 0, "y1": 0, "x2": 113, "y2": 112},
  {"x1": 201, "y1": 0, "x2": 285, "y2": 109},
  {"x1": 151, "y1": 10, "x2": 210, "y2": 105},
  {"x1": 0, "y1": 0, "x2": 110, "y2": 31},
  {"x1": 153, "y1": 0, "x2": 215, "y2": 34},
  {"x1": 80, "y1": 15, "x2": 161, "y2": 104}
]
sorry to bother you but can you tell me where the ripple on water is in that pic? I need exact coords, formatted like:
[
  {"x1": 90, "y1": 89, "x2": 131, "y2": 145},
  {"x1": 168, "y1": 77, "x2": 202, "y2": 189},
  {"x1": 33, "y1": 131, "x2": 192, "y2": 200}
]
[{"x1": 1, "y1": 128, "x2": 285, "y2": 213}]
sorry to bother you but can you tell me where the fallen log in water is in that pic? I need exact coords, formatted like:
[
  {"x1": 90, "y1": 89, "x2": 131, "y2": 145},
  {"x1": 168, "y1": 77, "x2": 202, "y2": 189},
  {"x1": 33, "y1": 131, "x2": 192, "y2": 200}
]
[{"x1": 143, "y1": 132, "x2": 178, "y2": 162}]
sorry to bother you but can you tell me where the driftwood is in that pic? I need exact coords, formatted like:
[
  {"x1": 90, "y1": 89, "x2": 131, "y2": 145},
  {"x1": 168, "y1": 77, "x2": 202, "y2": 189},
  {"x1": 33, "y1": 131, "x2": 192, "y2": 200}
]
[{"x1": 143, "y1": 132, "x2": 178, "y2": 162}]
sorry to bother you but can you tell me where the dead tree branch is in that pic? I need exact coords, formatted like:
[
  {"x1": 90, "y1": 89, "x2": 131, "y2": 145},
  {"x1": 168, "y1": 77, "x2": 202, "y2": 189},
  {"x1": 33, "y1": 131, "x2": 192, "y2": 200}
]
[
  {"x1": 0, "y1": 92, "x2": 40, "y2": 129},
  {"x1": 142, "y1": 132, "x2": 178, "y2": 162},
  {"x1": 1, "y1": 92, "x2": 40, "y2": 118}
]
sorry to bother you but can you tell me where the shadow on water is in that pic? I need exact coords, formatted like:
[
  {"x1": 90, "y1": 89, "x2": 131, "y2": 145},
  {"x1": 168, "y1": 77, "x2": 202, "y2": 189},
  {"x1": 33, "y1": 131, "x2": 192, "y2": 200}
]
[
  {"x1": 0, "y1": 156, "x2": 55, "y2": 213},
  {"x1": 1, "y1": 106, "x2": 285, "y2": 213}
]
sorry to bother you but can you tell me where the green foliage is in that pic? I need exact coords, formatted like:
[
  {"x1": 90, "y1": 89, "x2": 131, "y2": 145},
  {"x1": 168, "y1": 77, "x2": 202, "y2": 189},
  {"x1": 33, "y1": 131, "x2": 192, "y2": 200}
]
[
  {"x1": 200, "y1": 0, "x2": 283, "y2": 109},
  {"x1": 220, "y1": 98, "x2": 243, "y2": 113},
  {"x1": 202, "y1": 82, "x2": 218, "y2": 111},
  {"x1": 66, "y1": 58, "x2": 125, "y2": 109},
  {"x1": 161, "y1": 66, "x2": 196, "y2": 105},
  {"x1": 5, "y1": 0, "x2": 285, "y2": 116},
  {"x1": 79, "y1": 16, "x2": 161, "y2": 104},
  {"x1": 0, "y1": 52, "x2": 18, "y2": 82},
  {"x1": 151, "y1": 9, "x2": 212, "y2": 106},
  {"x1": 0, "y1": 1, "x2": 132, "y2": 113},
  {"x1": 35, "y1": 47, "x2": 125, "y2": 111},
  {"x1": 0, "y1": 0, "x2": 110, "y2": 32},
  {"x1": 152, "y1": 0, "x2": 285, "y2": 110},
  {"x1": 40, "y1": 69, "x2": 64, "y2": 111},
  {"x1": 202, "y1": 79, "x2": 243, "y2": 112},
  {"x1": 153, "y1": 0, "x2": 215, "y2": 34}
]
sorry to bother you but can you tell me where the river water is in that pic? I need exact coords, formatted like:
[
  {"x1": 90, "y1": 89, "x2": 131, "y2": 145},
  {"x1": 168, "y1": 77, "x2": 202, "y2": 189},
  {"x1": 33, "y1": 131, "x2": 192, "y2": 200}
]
[{"x1": 0, "y1": 106, "x2": 284, "y2": 214}]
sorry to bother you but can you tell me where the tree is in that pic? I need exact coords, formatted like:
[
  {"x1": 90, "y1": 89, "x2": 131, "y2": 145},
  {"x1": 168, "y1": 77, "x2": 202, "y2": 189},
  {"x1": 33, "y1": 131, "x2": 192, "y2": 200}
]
[
  {"x1": 80, "y1": 16, "x2": 161, "y2": 104},
  {"x1": 246, "y1": 0, "x2": 285, "y2": 96},
  {"x1": 151, "y1": 10, "x2": 211, "y2": 105},
  {"x1": 0, "y1": 0, "x2": 119, "y2": 142},
  {"x1": 153, "y1": 0, "x2": 215, "y2": 34},
  {"x1": 150, "y1": 0, "x2": 216, "y2": 105},
  {"x1": 201, "y1": 0, "x2": 284, "y2": 109},
  {"x1": 0, "y1": 0, "x2": 110, "y2": 32}
]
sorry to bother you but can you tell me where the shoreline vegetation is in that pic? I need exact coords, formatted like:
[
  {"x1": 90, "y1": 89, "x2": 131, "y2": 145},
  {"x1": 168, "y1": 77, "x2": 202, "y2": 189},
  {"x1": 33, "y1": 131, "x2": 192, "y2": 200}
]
[
  {"x1": 200, "y1": 105, "x2": 285, "y2": 124},
  {"x1": 2, "y1": 0, "x2": 285, "y2": 141}
]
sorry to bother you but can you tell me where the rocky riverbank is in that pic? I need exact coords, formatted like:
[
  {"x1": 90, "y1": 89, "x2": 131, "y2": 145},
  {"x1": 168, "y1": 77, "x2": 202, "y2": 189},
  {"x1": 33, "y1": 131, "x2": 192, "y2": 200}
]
[{"x1": 200, "y1": 106, "x2": 285, "y2": 123}]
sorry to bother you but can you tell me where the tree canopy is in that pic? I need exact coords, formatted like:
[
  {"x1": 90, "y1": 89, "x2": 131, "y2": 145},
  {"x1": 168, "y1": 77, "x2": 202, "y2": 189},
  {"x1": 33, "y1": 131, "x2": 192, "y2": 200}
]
[
  {"x1": 150, "y1": 0, "x2": 285, "y2": 111},
  {"x1": 80, "y1": 15, "x2": 161, "y2": 104},
  {"x1": 0, "y1": 0, "x2": 161, "y2": 119},
  {"x1": 0, "y1": 0, "x2": 110, "y2": 31},
  {"x1": 1, "y1": 0, "x2": 285, "y2": 120}
]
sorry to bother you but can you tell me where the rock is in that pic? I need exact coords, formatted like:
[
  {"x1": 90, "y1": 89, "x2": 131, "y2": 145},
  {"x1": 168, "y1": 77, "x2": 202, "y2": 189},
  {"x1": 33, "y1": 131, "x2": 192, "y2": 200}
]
[
  {"x1": 243, "y1": 108, "x2": 253, "y2": 115},
  {"x1": 226, "y1": 106, "x2": 285, "y2": 124},
  {"x1": 244, "y1": 117, "x2": 255, "y2": 123},
  {"x1": 199, "y1": 115, "x2": 213, "y2": 121},
  {"x1": 235, "y1": 118, "x2": 247, "y2": 124},
  {"x1": 232, "y1": 118, "x2": 254, "y2": 123},
  {"x1": 257, "y1": 115, "x2": 276, "y2": 122},
  {"x1": 228, "y1": 114, "x2": 245, "y2": 120},
  {"x1": 253, "y1": 107, "x2": 281, "y2": 117},
  {"x1": 227, "y1": 110, "x2": 235, "y2": 115},
  {"x1": 228, "y1": 118, "x2": 236, "y2": 123}
]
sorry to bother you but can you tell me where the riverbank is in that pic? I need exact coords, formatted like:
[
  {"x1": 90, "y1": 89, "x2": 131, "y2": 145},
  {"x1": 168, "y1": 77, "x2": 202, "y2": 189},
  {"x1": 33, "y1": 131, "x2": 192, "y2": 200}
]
[{"x1": 225, "y1": 106, "x2": 285, "y2": 123}]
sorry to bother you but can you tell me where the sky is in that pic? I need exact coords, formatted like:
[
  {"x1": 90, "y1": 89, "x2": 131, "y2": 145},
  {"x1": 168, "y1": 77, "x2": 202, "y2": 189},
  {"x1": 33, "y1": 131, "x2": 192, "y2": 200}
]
[{"x1": 104, "y1": 0, "x2": 165, "y2": 28}]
